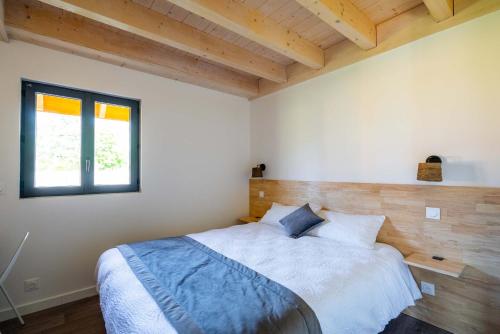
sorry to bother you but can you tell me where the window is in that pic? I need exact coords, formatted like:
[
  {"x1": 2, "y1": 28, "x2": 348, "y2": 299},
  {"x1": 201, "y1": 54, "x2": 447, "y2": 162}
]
[{"x1": 20, "y1": 80, "x2": 140, "y2": 198}]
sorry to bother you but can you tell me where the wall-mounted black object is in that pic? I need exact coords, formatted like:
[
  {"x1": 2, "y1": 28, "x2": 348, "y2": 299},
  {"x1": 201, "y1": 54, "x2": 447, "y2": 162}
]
[
  {"x1": 252, "y1": 164, "x2": 266, "y2": 178},
  {"x1": 425, "y1": 156, "x2": 442, "y2": 164},
  {"x1": 417, "y1": 155, "x2": 443, "y2": 182}
]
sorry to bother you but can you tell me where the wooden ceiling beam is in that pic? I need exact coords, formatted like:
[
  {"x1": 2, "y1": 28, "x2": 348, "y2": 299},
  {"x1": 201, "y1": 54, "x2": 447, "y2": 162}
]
[
  {"x1": 168, "y1": 0, "x2": 324, "y2": 69},
  {"x1": 0, "y1": 0, "x2": 8, "y2": 42},
  {"x1": 5, "y1": 0, "x2": 259, "y2": 98},
  {"x1": 423, "y1": 0, "x2": 454, "y2": 22},
  {"x1": 295, "y1": 0, "x2": 376, "y2": 50},
  {"x1": 36, "y1": 0, "x2": 286, "y2": 83}
]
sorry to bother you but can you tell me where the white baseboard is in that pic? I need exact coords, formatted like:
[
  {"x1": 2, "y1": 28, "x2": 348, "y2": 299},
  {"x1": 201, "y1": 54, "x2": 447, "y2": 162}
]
[{"x1": 0, "y1": 286, "x2": 97, "y2": 322}]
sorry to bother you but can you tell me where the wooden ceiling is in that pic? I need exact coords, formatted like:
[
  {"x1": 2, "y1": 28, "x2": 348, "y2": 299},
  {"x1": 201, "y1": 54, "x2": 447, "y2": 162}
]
[{"x1": 1, "y1": 0, "x2": 499, "y2": 99}]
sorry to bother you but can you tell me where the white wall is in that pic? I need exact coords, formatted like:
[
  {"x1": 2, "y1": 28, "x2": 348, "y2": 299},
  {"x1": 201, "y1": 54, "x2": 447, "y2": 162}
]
[
  {"x1": 0, "y1": 41, "x2": 250, "y2": 313},
  {"x1": 251, "y1": 11, "x2": 500, "y2": 187}
]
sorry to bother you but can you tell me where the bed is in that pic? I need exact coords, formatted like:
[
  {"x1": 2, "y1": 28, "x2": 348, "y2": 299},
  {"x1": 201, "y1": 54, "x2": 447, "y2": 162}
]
[{"x1": 96, "y1": 221, "x2": 421, "y2": 334}]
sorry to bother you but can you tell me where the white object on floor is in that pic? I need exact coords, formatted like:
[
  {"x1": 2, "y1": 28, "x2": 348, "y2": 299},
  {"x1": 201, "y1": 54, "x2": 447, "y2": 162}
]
[
  {"x1": 0, "y1": 232, "x2": 30, "y2": 325},
  {"x1": 97, "y1": 224, "x2": 421, "y2": 334}
]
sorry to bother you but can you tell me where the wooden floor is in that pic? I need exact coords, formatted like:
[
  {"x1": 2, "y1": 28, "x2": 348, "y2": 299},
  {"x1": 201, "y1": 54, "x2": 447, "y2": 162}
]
[
  {"x1": 0, "y1": 296, "x2": 449, "y2": 334},
  {"x1": 0, "y1": 297, "x2": 105, "y2": 334}
]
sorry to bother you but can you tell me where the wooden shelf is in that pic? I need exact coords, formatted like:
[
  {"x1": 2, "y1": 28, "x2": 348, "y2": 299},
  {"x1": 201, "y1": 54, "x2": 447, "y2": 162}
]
[
  {"x1": 404, "y1": 253, "x2": 465, "y2": 278},
  {"x1": 238, "y1": 216, "x2": 260, "y2": 224}
]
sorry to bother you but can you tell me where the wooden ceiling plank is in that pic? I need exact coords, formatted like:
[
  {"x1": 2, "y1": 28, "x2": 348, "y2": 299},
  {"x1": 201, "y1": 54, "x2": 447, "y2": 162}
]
[
  {"x1": 132, "y1": 0, "x2": 155, "y2": 8},
  {"x1": 295, "y1": 0, "x2": 376, "y2": 49},
  {"x1": 167, "y1": 0, "x2": 324, "y2": 69},
  {"x1": 5, "y1": 0, "x2": 258, "y2": 98},
  {"x1": 423, "y1": 0, "x2": 454, "y2": 22},
  {"x1": 150, "y1": 0, "x2": 174, "y2": 15},
  {"x1": 258, "y1": 0, "x2": 289, "y2": 15},
  {"x1": 256, "y1": 0, "x2": 500, "y2": 99},
  {"x1": 36, "y1": 0, "x2": 287, "y2": 83},
  {"x1": 0, "y1": 0, "x2": 8, "y2": 42}
]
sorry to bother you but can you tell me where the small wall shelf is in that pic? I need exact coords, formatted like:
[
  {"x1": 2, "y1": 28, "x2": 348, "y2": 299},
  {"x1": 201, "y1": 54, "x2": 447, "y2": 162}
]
[{"x1": 404, "y1": 253, "x2": 465, "y2": 278}]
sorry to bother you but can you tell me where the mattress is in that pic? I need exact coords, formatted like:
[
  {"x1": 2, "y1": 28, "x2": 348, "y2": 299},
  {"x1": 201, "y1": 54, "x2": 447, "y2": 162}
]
[{"x1": 96, "y1": 223, "x2": 421, "y2": 334}]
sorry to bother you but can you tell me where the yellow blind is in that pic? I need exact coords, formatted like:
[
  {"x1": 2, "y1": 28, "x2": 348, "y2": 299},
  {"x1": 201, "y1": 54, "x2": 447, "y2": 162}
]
[
  {"x1": 95, "y1": 102, "x2": 130, "y2": 122},
  {"x1": 36, "y1": 94, "x2": 81, "y2": 116},
  {"x1": 36, "y1": 94, "x2": 130, "y2": 122}
]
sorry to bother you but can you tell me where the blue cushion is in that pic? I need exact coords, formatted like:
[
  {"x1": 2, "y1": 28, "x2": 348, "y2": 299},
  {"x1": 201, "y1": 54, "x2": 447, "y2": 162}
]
[{"x1": 279, "y1": 204, "x2": 324, "y2": 239}]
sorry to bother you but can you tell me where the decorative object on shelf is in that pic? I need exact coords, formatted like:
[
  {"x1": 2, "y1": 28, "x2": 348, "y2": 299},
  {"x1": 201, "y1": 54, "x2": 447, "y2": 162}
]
[
  {"x1": 417, "y1": 155, "x2": 443, "y2": 182},
  {"x1": 251, "y1": 164, "x2": 266, "y2": 178}
]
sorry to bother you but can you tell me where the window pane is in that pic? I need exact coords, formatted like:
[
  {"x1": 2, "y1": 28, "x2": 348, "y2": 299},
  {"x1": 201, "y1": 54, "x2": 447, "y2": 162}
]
[
  {"x1": 94, "y1": 102, "x2": 131, "y2": 185},
  {"x1": 35, "y1": 93, "x2": 82, "y2": 187}
]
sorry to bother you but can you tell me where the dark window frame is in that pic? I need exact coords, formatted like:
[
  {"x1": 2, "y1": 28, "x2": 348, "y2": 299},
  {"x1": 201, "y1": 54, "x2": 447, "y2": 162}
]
[{"x1": 20, "y1": 80, "x2": 140, "y2": 198}]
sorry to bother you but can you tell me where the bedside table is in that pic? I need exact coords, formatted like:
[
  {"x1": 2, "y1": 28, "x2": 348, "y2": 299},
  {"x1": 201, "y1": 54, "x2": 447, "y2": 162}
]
[
  {"x1": 238, "y1": 216, "x2": 260, "y2": 224},
  {"x1": 404, "y1": 253, "x2": 465, "y2": 278}
]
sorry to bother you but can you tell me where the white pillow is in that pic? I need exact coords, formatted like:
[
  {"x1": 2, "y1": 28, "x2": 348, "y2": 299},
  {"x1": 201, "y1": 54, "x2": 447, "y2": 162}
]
[
  {"x1": 260, "y1": 202, "x2": 322, "y2": 227},
  {"x1": 307, "y1": 211, "x2": 385, "y2": 249}
]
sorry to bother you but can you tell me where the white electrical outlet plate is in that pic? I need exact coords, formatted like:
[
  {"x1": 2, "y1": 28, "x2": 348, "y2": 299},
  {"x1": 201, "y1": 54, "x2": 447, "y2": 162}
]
[
  {"x1": 421, "y1": 281, "x2": 435, "y2": 296},
  {"x1": 259, "y1": 191, "x2": 265, "y2": 198},
  {"x1": 24, "y1": 277, "x2": 40, "y2": 292},
  {"x1": 426, "y1": 207, "x2": 441, "y2": 220}
]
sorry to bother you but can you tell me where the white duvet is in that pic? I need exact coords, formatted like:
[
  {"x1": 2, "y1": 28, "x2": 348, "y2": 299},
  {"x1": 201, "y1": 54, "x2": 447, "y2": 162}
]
[{"x1": 96, "y1": 223, "x2": 421, "y2": 334}]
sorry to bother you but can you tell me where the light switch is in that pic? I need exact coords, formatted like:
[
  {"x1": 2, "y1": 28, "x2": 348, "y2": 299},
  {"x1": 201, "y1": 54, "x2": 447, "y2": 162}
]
[
  {"x1": 259, "y1": 191, "x2": 265, "y2": 198},
  {"x1": 426, "y1": 207, "x2": 441, "y2": 220}
]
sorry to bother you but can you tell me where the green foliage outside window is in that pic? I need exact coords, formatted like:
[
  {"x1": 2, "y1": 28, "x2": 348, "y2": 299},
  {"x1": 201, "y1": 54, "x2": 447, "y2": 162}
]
[
  {"x1": 95, "y1": 132, "x2": 125, "y2": 170},
  {"x1": 37, "y1": 114, "x2": 127, "y2": 172}
]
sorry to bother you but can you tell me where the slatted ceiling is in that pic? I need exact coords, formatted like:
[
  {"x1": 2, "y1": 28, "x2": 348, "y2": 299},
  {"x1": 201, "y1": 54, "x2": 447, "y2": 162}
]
[
  {"x1": 255, "y1": 50, "x2": 293, "y2": 66},
  {"x1": 179, "y1": 2, "x2": 325, "y2": 65},
  {"x1": 301, "y1": 23, "x2": 344, "y2": 48},
  {"x1": 265, "y1": 1, "x2": 303, "y2": 23},
  {"x1": 183, "y1": 12, "x2": 212, "y2": 31},
  {"x1": 151, "y1": 0, "x2": 190, "y2": 20},
  {"x1": 221, "y1": 30, "x2": 244, "y2": 44},
  {"x1": 149, "y1": 0, "x2": 172, "y2": 14},
  {"x1": 275, "y1": 0, "x2": 421, "y2": 48},
  {"x1": 168, "y1": 44, "x2": 261, "y2": 79},
  {"x1": 257, "y1": 0, "x2": 289, "y2": 13},
  {"x1": 94, "y1": 0, "x2": 427, "y2": 84},
  {"x1": 132, "y1": 0, "x2": 295, "y2": 66},
  {"x1": 240, "y1": 0, "x2": 268, "y2": 7},
  {"x1": 135, "y1": 0, "x2": 424, "y2": 68},
  {"x1": 234, "y1": 37, "x2": 253, "y2": 48},
  {"x1": 201, "y1": 13, "x2": 298, "y2": 65},
  {"x1": 311, "y1": 31, "x2": 345, "y2": 49},
  {"x1": 354, "y1": 0, "x2": 423, "y2": 23},
  {"x1": 145, "y1": 0, "x2": 341, "y2": 64},
  {"x1": 99, "y1": 14, "x2": 261, "y2": 81},
  {"x1": 5, "y1": 0, "x2": 495, "y2": 99},
  {"x1": 133, "y1": 0, "x2": 155, "y2": 7},
  {"x1": 280, "y1": 6, "x2": 312, "y2": 27},
  {"x1": 294, "y1": 12, "x2": 327, "y2": 34}
]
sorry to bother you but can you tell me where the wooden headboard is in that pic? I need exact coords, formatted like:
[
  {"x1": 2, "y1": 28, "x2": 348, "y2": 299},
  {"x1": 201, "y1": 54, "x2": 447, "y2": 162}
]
[{"x1": 249, "y1": 179, "x2": 500, "y2": 334}]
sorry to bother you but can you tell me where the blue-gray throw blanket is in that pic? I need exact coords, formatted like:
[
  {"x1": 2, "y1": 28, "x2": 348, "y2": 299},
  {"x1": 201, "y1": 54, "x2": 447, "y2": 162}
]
[{"x1": 117, "y1": 236, "x2": 322, "y2": 334}]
